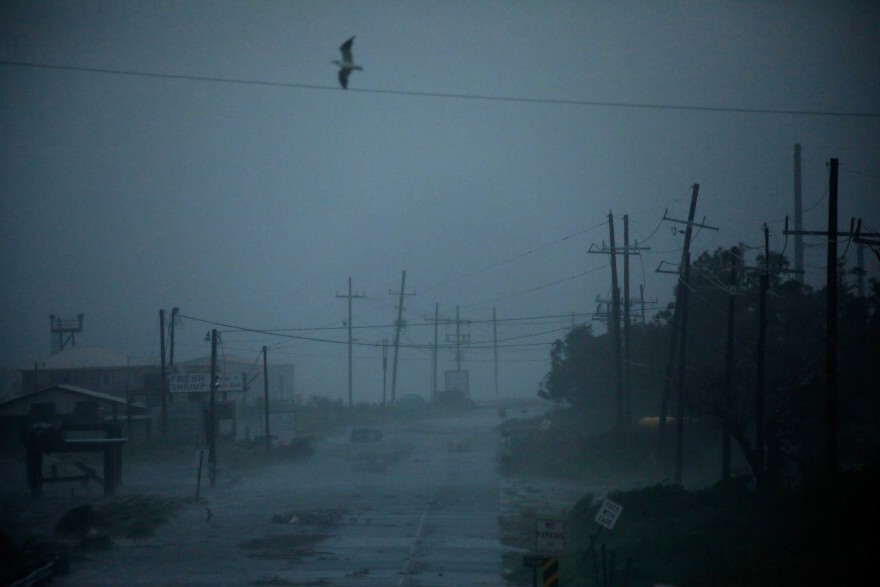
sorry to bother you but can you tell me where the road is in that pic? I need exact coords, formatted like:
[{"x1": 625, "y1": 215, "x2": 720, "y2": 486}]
[{"x1": 55, "y1": 406, "x2": 509, "y2": 586}]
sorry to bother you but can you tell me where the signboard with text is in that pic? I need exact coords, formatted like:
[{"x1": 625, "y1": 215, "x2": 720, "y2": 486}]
[
  {"x1": 595, "y1": 498, "x2": 624, "y2": 530},
  {"x1": 535, "y1": 519, "x2": 565, "y2": 556},
  {"x1": 168, "y1": 373, "x2": 243, "y2": 394}
]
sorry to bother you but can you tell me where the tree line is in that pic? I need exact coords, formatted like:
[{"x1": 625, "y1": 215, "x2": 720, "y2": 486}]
[{"x1": 539, "y1": 246, "x2": 879, "y2": 489}]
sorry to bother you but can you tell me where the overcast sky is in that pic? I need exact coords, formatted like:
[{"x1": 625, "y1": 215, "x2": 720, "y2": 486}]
[{"x1": 1, "y1": 1, "x2": 878, "y2": 402}]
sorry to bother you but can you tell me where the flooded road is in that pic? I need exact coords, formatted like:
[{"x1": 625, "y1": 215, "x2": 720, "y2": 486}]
[{"x1": 55, "y1": 407, "x2": 508, "y2": 586}]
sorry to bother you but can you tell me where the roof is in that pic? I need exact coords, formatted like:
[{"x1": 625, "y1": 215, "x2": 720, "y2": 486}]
[
  {"x1": 21, "y1": 346, "x2": 153, "y2": 371},
  {"x1": 0, "y1": 384, "x2": 148, "y2": 413}
]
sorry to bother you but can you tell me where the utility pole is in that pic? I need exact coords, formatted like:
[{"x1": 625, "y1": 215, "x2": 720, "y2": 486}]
[
  {"x1": 159, "y1": 309, "x2": 168, "y2": 440},
  {"x1": 623, "y1": 215, "x2": 632, "y2": 428},
  {"x1": 756, "y1": 225, "x2": 770, "y2": 486},
  {"x1": 640, "y1": 284, "x2": 647, "y2": 325},
  {"x1": 424, "y1": 306, "x2": 455, "y2": 400},
  {"x1": 169, "y1": 307, "x2": 179, "y2": 367},
  {"x1": 390, "y1": 270, "x2": 414, "y2": 406},
  {"x1": 381, "y1": 339, "x2": 388, "y2": 407},
  {"x1": 433, "y1": 305, "x2": 439, "y2": 401},
  {"x1": 336, "y1": 278, "x2": 366, "y2": 408},
  {"x1": 673, "y1": 185, "x2": 700, "y2": 485},
  {"x1": 208, "y1": 329, "x2": 218, "y2": 487},
  {"x1": 783, "y1": 162, "x2": 880, "y2": 474},
  {"x1": 456, "y1": 305, "x2": 463, "y2": 372},
  {"x1": 262, "y1": 346, "x2": 270, "y2": 452},
  {"x1": 826, "y1": 159, "x2": 839, "y2": 474},
  {"x1": 493, "y1": 308, "x2": 499, "y2": 405},
  {"x1": 794, "y1": 144, "x2": 804, "y2": 285},
  {"x1": 608, "y1": 212, "x2": 624, "y2": 431},
  {"x1": 655, "y1": 188, "x2": 717, "y2": 472},
  {"x1": 588, "y1": 218, "x2": 649, "y2": 431},
  {"x1": 722, "y1": 247, "x2": 739, "y2": 480}
]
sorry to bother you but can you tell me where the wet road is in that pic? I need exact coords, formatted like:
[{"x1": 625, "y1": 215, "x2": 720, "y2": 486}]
[{"x1": 58, "y1": 406, "x2": 507, "y2": 586}]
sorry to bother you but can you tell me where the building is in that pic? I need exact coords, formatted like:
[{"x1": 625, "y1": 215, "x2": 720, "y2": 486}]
[
  {"x1": 18, "y1": 346, "x2": 158, "y2": 400},
  {"x1": 0, "y1": 384, "x2": 150, "y2": 452}
]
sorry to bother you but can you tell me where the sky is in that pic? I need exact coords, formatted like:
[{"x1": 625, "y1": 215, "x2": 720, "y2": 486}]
[{"x1": 1, "y1": 1, "x2": 878, "y2": 402}]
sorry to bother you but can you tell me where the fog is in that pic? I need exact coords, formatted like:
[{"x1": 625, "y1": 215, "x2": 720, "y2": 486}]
[{"x1": 1, "y1": 1, "x2": 878, "y2": 403}]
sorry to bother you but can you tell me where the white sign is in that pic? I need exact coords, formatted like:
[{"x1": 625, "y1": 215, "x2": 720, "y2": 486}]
[
  {"x1": 535, "y1": 519, "x2": 565, "y2": 555},
  {"x1": 595, "y1": 498, "x2": 624, "y2": 530},
  {"x1": 169, "y1": 373, "x2": 243, "y2": 393}
]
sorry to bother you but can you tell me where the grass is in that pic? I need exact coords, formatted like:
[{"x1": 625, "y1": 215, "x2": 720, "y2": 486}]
[
  {"x1": 55, "y1": 494, "x2": 185, "y2": 540},
  {"x1": 500, "y1": 406, "x2": 879, "y2": 586}
]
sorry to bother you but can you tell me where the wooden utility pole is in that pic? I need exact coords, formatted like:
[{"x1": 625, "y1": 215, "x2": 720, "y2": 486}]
[
  {"x1": 455, "y1": 305, "x2": 463, "y2": 372},
  {"x1": 432, "y1": 304, "x2": 439, "y2": 401},
  {"x1": 623, "y1": 215, "x2": 632, "y2": 428},
  {"x1": 493, "y1": 308, "x2": 499, "y2": 405},
  {"x1": 381, "y1": 339, "x2": 388, "y2": 407},
  {"x1": 782, "y1": 162, "x2": 879, "y2": 474},
  {"x1": 654, "y1": 186, "x2": 717, "y2": 482},
  {"x1": 640, "y1": 284, "x2": 647, "y2": 325},
  {"x1": 159, "y1": 309, "x2": 168, "y2": 439},
  {"x1": 169, "y1": 307, "x2": 179, "y2": 367},
  {"x1": 826, "y1": 159, "x2": 839, "y2": 474},
  {"x1": 589, "y1": 221, "x2": 649, "y2": 431},
  {"x1": 262, "y1": 346, "x2": 270, "y2": 452},
  {"x1": 390, "y1": 270, "x2": 407, "y2": 406},
  {"x1": 756, "y1": 225, "x2": 770, "y2": 485},
  {"x1": 336, "y1": 278, "x2": 366, "y2": 408},
  {"x1": 208, "y1": 329, "x2": 218, "y2": 487},
  {"x1": 674, "y1": 184, "x2": 701, "y2": 485},
  {"x1": 793, "y1": 144, "x2": 804, "y2": 285},
  {"x1": 722, "y1": 247, "x2": 738, "y2": 480},
  {"x1": 608, "y1": 212, "x2": 624, "y2": 431}
]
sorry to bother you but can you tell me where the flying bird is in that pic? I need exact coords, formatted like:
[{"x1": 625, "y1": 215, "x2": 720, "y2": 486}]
[{"x1": 334, "y1": 36, "x2": 363, "y2": 89}]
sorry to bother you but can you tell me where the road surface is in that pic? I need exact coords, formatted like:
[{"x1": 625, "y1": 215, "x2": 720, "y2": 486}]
[{"x1": 53, "y1": 407, "x2": 510, "y2": 586}]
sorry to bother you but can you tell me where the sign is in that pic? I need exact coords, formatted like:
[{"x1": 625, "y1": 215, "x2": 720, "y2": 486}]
[
  {"x1": 523, "y1": 555, "x2": 548, "y2": 568},
  {"x1": 595, "y1": 498, "x2": 624, "y2": 529},
  {"x1": 168, "y1": 373, "x2": 243, "y2": 394},
  {"x1": 535, "y1": 519, "x2": 565, "y2": 556}
]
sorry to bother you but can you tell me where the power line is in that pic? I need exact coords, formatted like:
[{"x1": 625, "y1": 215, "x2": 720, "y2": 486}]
[
  {"x1": 3, "y1": 59, "x2": 879, "y2": 118},
  {"x1": 427, "y1": 220, "x2": 608, "y2": 291}
]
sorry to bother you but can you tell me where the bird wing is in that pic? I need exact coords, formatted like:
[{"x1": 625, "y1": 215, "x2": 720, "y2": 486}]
[
  {"x1": 339, "y1": 36, "x2": 355, "y2": 63},
  {"x1": 338, "y1": 68, "x2": 350, "y2": 89}
]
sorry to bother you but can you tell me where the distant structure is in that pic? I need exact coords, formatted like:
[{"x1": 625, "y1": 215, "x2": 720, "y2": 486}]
[
  {"x1": 50, "y1": 313, "x2": 84, "y2": 354},
  {"x1": 334, "y1": 36, "x2": 363, "y2": 89}
]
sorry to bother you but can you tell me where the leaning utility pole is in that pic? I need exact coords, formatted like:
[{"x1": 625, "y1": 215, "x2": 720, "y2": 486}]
[
  {"x1": 390, "y1": 270, "x2": 408, "y2": 406},
  {"x1": 159, "y1": 309, "x2": 168, "y2": 439},
  {"x1": 655, "y1": 185, "x2": 714, "y2": 483},
  {"x1": 607, "y1": 212, "x2": 624, "y2": 431},
  {"x1": 673, "y1": 185, "x2": 700, "y2": 485}
]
